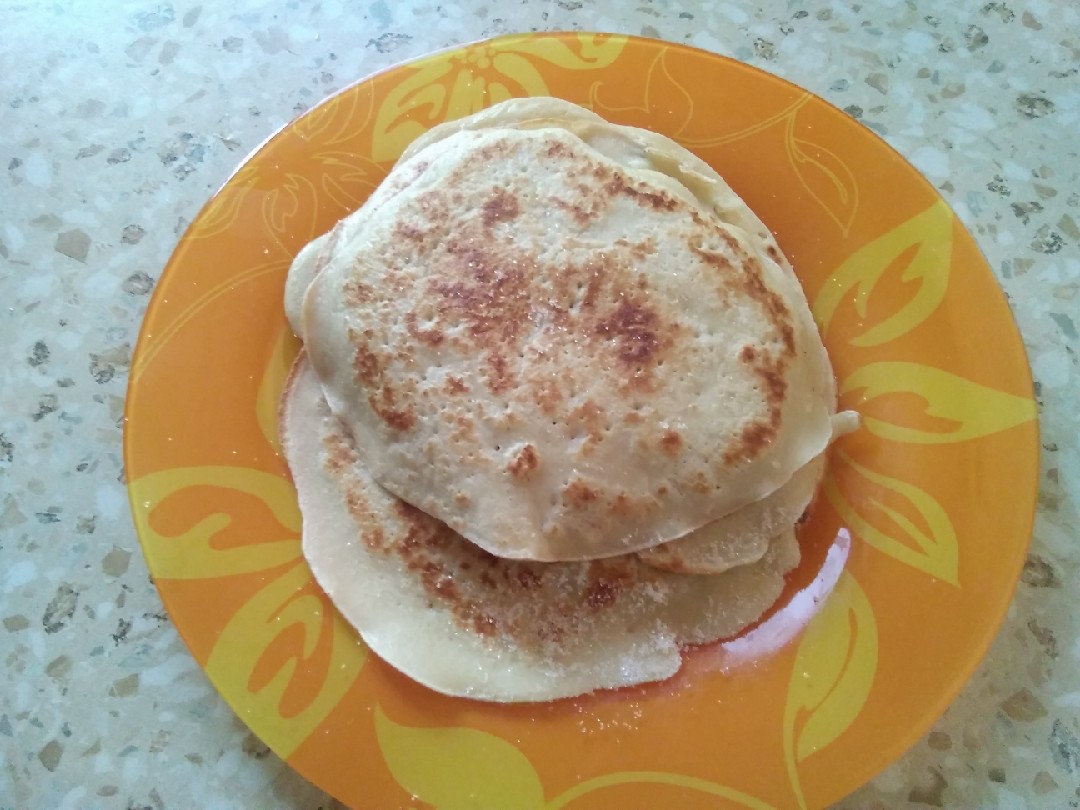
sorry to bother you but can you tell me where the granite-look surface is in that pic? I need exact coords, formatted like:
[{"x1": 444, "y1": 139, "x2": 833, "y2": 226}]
[{"x1": 1, "y1": 1, "x2": 1076, "y2": 807}]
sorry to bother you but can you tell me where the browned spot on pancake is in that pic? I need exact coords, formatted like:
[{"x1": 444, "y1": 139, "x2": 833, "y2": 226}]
[
  {"x1": 394, "y1": 221, "x2": 427, "y2": 244},
  {"x1": 421, "y1": 567, "x2": 459, "y2": 601},
  {"x1": 453, "y1": 492, "x2": 470, "y2": 507},
  {"x1": 687, "y1": 232, "x2": 798, "y2": 466},
  {"x1": 473, "y1": 614, "x2": 498, "y2": 636},
  {"x1": 725, "y1": 420, "x2": 775, "y2": 465},
  {"x1": 444, "y1": 375, "x2": 468, "y2": 395},
  {"x1": 349, "y1": 329, "x2": 381, "y2": 385},
  {"x1": 545, "y1": 139, "x2": 573, "y2": 158},
  {"x1": 723, "y1": 351, "x2": 789, "y2": 465},
  {"x1": 690, "y1": 239, "x2": 797, "y2": 355},
  {"x1": 321, "y1": 428, "x2": 390, "y2": 553},
  {"x1": 361, "y1": 526, "x2": 386, "y2": 552},
  {"x1": 531, "y1": 377, "x2": 562, "y2": 416},
  {"x1": 595, "y1": 299, "x2": 661, "y2": 364},
  {"x1": 611, "y1": 493, "x2": 635, "y2": 518},
  {"x1": 571, "y1": 399, "x2": 606, "y2": 437},
  {"x1": 322, "y1": 430, "x2": 358, "y2": 472},
  {"x1": 779, "y1": 322, "x2": 795, "y2": 354},
  {"x1": 584, "y1": 578, "x2": 618, "y2": 609},
  {"x1": 564, "y1": 163, "x2": 679, "y2": 229},
  {"x1": 660, "y1": 429, "x2": 683, "y2": 456},
  {"x1": 756, "y1": 361, "x2": 787, "y2": 407},
  {"x1": 623, "y1": 411, "x2": 643, "y2": 425},
  {"x1": 484, "y1": 350, "x2": 514, "y2": 394},
  {"x1": 371, "y1": 387, "x2": 414, "y2": 431},
  {"x1": 507, "y1": 443, "x2": 539, "y2": 480},
  {"x1": 404, "y1": 311, "x2": 444, "y2": 346},
  {"x1": 691, "y1": 471, "x2": 711, "y2": 495},
  {"x1": 603, "y1": 171, "x2": 679, "y2": 212},
  {"x1": 734, "y1": 253, "x2": 796, "y2": 355},
  {"x1": 584, "y1": 557, "x2": 637, "y2": 610},
  {"x1": 516, "y1": 567, "x2": 542, "y2": 589},
  {"x1": 443, "y1": 411, "x2": 477, "y2": 444},
  {"x1": 616, "y1": 236, "x2": 658, "y2": 262},
  {"x1": 430, "y1": 239, "x2": 530, "y2": 345},
  {"x1": 481, "y1": 188, "x2": 520, "y2": 228},
  {"x1": 563, "y1": 479, "x2": 600, "y2": 508},
  {"x1": 476, "y1": 140, "x2": 510, "y2": 163},
  {"x1": 388, "y1": 503, "x2": 494, "y2": 631},
  {"x1": 765, "y1": 243, "x2": 782, "y2": 265},
  {"x1": 416, "y1": 189, "x2": 448, "y2": 217},
  {"x1": 343, "y1": 279, "x2": 373, "y2": 306},
  {"x1": 657, "y1": 485, "x2": 668, "y2": 496},
  {"x1": 552, "y1": 196, "x2": 601, "y2": 226},
  {"x1": 347, "y1": 330, "x2": 417, "y2": 431}
]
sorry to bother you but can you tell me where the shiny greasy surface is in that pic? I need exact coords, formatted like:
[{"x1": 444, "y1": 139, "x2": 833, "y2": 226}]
[{"x1": 297, "y1": 102, "x2": 836, "y2": 561}]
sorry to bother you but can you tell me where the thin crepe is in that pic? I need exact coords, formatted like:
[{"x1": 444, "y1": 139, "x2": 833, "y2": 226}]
[
  {"x1": 292, "y1": 98, "x2": 838, "y2": 562},
  {"x1": 282, "y1": 356, "x2": 800, "y2": 702}
]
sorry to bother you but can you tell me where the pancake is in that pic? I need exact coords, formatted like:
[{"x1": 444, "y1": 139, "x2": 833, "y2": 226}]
[
  {"x1": 636, "y1": 455, "x2": 824, "y2": 575},
  {"x1": 292, "y1": 99, "x2": 838, "y2": 562},
  {"x1": 282, "y1": 356, "x2": 801, "y2": 702}
]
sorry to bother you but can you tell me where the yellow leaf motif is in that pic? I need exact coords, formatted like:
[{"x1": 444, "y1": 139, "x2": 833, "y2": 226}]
[
  {"x1": 312, "y1": 150, "x2": 386, "y2": 213},
  {"x1": 546, "y1": 773, "x2": 776, "y2": 809},
  {"x1": 371, "y1": 34, "x2": 627, "y2": 162},
  {"x1": 372, "y1": 59, "x2": 457, "y2": 162},
  {"x1": 785, "y1": 114, "x2": 860, "y2": 237},
  {"x1": 262, "y1": 173, "x2": 322, "y2": 255},
  {"x1": 256, "y1": 325, "x2": 301, "y2": 454},
  {"x1": 825, "y1": 451, "x2": 958, "y2": 585},
  {"x1": 293, "y1": 81, "x2": 374, "y2": 146},
  {"x1": 374, "y1": 706, "x2": 774, "y2": 809},
  {"x1": 206, "y1": 561, "x2": 366, "y2": 758},
  {"x1": 129, "y1": 466, "x2": 301, "y2": 579},
  {"x1": 783, "y1": 570, "x2": 878, "y2": 810},
  {"x1": 841, "y1": 361, "x2": 1037, "y2": 444},
  {"x1": 812, "y1": 200, "x2": 952, "y2": 345},
  {"x1": 505, "y1": 33, "x2": 627, "y2": 70},
  {"x1": 588, "y1": 47, "x2": 695, "y2": 129},
  {"x1": 191, "y1": 163, "x2": 259, "y2": 240},
  {"x1": 375, "y1": 705, "x2": 545, "y2": 810}
]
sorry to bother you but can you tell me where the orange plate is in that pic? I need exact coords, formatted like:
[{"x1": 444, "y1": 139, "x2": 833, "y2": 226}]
[{"x1": 124, "y1": 33, "x2": 1038, "y2": 810}]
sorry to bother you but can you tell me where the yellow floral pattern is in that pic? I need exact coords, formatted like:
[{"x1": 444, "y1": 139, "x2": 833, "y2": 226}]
[
  {"x1": 783, "y1": 571, "x2": 878, "y2": 810},
  {"x1": 590, "y1": 46, "x2": 859, "y2": 234},
  {"x1": 825, "y1": 452, "x2": 959, "y2": 585},
  {"x1": 371, "y1": 34, "x2": 626, "y2": 161},
  {"x1": 206, "y1": 561, "x2": 365, "y2": 759},
  {"x1": 840, "y1": 361, "x2": 1037, "y2": 445},
  {"x1": 375, "y1": 706, "x2": 776, "y2": 810},
  {"x1": 129, "y1": 466, "x2": 302, "y2": 579},
  {"x1": 813, "y1": 200, "x2": 953, "y2": 346},
  {"x1": 125, "y1": 32, "x2": 1039, "y2": 810}
]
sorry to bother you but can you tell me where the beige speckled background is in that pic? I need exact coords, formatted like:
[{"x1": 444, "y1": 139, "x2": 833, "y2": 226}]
[{"x1": 1, "y1": 1, "x2": 1077, "y2": 808}]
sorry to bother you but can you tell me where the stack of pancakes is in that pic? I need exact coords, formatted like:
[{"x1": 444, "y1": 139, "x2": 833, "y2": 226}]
[{"x1": 280, "y1": 98, "x2": 856, "y2": 702}]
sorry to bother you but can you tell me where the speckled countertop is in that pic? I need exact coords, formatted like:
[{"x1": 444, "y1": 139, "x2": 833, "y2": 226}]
[{"x1": 1, "y1": 1, "x2": 1077, "y2": 808}]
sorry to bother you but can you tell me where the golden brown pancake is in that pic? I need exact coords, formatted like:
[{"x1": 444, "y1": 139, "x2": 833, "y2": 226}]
[
  {"x1": 281, "y1": 356, "x2": 801, "y2": 702},
  {"x1": 291, "y1": 99, "x2": 838, "y2": 562}
]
